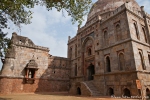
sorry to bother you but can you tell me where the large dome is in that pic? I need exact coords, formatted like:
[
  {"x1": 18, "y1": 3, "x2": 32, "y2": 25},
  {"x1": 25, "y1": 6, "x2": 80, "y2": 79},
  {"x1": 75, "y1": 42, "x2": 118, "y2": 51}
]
[{"x1": 88, "y1": 0, "x2": 141, "y2": 18}]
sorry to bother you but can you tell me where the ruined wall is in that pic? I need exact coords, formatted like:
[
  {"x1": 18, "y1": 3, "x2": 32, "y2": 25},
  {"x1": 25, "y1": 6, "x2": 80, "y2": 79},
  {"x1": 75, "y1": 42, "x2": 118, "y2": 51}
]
[
  {"x1": 0, "y1": 33, "x2": 70, "y2": 94},
  {"x1": 0, "y1": 77, "x2": 69, "y2": 94},
  {"x1": 1, "y1": 33, "x2": 49, "y2": 78}
]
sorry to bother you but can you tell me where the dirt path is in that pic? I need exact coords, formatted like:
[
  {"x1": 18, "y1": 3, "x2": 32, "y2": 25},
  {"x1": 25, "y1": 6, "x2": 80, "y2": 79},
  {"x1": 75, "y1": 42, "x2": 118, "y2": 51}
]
[{"x1": 0, "y1": 92, "x2": 139, "y2": 100}]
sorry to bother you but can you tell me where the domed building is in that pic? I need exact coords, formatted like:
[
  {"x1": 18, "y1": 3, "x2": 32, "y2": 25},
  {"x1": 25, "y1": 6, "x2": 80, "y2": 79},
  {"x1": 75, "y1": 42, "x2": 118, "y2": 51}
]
[
  {"x1": 68, "y1": 0, "x2": 150, "y2": 97},
  {"x1": 0, "y1": 0, "x2": 150, "y2": 98}
]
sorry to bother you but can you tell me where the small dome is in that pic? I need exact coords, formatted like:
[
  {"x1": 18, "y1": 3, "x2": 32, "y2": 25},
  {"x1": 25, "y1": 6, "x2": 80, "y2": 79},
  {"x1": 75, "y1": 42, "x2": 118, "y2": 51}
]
[
  {"x1": 88, "y1": 0, "x2": 141, "y2": 19},
  {"x1": 26, "y1": 59, "x2": 38, "y2": 69}
]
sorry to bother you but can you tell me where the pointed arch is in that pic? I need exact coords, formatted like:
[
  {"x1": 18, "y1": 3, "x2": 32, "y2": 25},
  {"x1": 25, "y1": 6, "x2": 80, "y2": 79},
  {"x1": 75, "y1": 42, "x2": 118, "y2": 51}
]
[
  {"x1": 123, "y1": 88, "x2": 131, "y2": 97},
  {"x1": 146, "y1": 88, "x2": 150, "y2": 99},
  {"x1": 116, "y1": 24, "x2": 121, "y2": 41},
  {"x1": 88, "y1": 48, "x2": 92, "y2": 56},
  {"x1": 108, "y1": 88, "x2": 114, "y2": 96},
  {"x1": 139, "y1": 51, "x2": 146, "y2": 70},
  {"x1": 142, "y1": 27, "x2": 147, "y2": 43},
  {"x1": 118, "y1": 53, "x2": 125, "y2": 70},
  {"x1": 148, "y1": 54, "x2": 150, "y2": 65},
  {"x1": 133, "y1": 22, "x2": 139, "y2": 40},
  {"x1": 104, "y1": 31, "x2": 108, "y2": 39},
  {"x1": 104, "y1": 30, "x2": 109, "y2": 45},
  {"x1": 106, "y1": 56, "x2": 111, "y2": 72},
  {"x1": 82, "y1": 36, "x2": 94, "y2": 51},
  {"x1": 75, "y1": 63, "x2": 77, "y2": 76},
  {"x1": 70, "y1": 47, "x2": 72, "y2": 59},
  {"x1": 77, "y1": 87, "x2": 81, "y2": 95},
  {"x1": 75, "y1": 44, "x2": 77, "y2": 57}
]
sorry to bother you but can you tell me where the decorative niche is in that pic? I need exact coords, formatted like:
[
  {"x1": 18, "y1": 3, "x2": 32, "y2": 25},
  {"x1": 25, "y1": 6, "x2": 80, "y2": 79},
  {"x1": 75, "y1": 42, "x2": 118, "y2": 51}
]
[{"x1": 24, "y1": 59, "x2": 39, "y2": 84}]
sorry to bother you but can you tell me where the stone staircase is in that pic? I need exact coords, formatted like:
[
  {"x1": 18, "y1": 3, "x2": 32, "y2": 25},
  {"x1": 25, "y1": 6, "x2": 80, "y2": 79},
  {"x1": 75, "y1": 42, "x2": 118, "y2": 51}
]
[{"x1": 82, "y1": 81, "x2": 102, "y2": 96}]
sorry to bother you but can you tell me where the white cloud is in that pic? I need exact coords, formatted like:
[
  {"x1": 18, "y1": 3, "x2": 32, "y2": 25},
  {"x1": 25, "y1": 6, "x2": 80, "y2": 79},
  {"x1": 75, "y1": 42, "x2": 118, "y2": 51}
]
[{"x1": 137, "y1": 0, "x2": 150, "y2": 13}]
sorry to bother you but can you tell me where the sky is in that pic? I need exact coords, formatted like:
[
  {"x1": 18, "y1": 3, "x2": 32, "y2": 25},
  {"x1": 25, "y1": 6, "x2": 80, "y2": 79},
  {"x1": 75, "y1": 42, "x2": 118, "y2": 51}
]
[{"x1": 1, "y1": 0, "x2": 150, "y2": 70}]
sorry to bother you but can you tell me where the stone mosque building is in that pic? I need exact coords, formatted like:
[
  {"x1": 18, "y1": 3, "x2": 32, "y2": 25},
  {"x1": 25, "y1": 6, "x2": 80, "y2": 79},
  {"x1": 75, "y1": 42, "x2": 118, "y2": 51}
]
[{"x1": 1, "y1": 0, "x2": 150, "y2": 98}]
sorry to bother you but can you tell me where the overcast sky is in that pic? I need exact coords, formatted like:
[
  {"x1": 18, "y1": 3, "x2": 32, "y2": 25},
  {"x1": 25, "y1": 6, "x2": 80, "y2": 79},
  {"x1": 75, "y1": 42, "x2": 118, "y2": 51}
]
[{"x1": 1, "y1": 0, "x2": 150, "y2": 70}]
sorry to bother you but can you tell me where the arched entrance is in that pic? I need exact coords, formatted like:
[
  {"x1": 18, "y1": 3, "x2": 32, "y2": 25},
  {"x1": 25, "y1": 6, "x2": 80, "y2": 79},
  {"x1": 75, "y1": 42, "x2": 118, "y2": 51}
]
[
  {"x1": 108, "y1": 88, "x2": 114, "y2": 96},
  {"x1": 123, "y1": 88, "x2": 131, "y2": 97},
  {"x1": 77, "y1": 87, "x2": 81, "y2": 95},
  {"x1": 146, "y1": 88, "x2": 150, "y2": 99},
  {"x1": 87, "y1": 64, "x2": 95, "y2": 81}
]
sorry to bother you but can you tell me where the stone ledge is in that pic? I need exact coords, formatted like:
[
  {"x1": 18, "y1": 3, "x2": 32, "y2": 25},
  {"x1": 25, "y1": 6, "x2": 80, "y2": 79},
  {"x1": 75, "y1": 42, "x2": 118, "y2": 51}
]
[
  {"x1": 95, "y1": 38, "x2": 150, "y2": 52},
  {"x1": 0, "y1": 76, "x2": 70, "y2": 82},
  {"x1": 48, "y1": 78, "x2": 70, "y2": 82},
  {"x1": 48, "y1": 66, "x2": 71, "y2": 70},
  {"x1": 70, "y1": 76, "x2": 84, "y2": 79},
  {"x1": 137, "y1": 71, "x2": 150, "y2": 74},
  {"x1": 14, "y1": 43, "x2": 49, "y2": 52},
  {"x1": 94, "y1": 70, "x2": 137, "y2": 76}
]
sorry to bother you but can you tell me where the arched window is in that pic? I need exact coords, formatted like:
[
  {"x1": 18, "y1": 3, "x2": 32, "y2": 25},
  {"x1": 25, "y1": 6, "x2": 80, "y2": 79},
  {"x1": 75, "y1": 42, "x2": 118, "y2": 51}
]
[
  {"x1": 142, "y1": 27, "x2": 147, "y2": 43},
  {"x1": 70, "y1": 48, "x2": 72, "y2": 59},
  {"x1": 148, "y1": 54, "x2": 150, "y2": 65},
  {"x1": 139, "y1": 52, "x2": 146, "y2": 70},
  {"x1": 75, "y1": 63, "x2": 77, "y2": 76},
  {"x1": 133, "y1": 23, "x2": 139, "y2": 40},
  {"x1": 119, "y1": 53, "x2": 125, "y2": 70},
  {"x1": 104, "y1": 31, "x2": 108, "y2": 39},
  {"x1": 116, "y1": 24, "x2": 121, "y2": 41},
  {"x1": 146, "y1": 88, "x2": 150, "y2": 99},
  {"x1": 104, "y1": 31, "x2": 108, "y2": 45},
  {"x1": 108, "y1": 88, "x2": 114, "y2": 96},
  {"x1": 75, "y1": 44, "x2": 77, "y2": 57},
  {"x1": 88, "y1": 48, "x2": 92, "y2": 56},
  {"x1": 77, "y1": 87, "x2": 81, "y2": 95},
  {"x1": 106, "y1": 56, "x2": 111, "y2": 72}
]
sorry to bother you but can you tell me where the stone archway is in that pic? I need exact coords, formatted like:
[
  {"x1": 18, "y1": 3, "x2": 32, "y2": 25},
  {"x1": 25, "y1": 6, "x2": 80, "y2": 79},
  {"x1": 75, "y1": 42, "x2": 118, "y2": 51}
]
[
  {"x1": 108, "y1": 88, "x2": 114, "y2": 96},
  {"x1": 77, "y1": 87, "x2": 81, "y2": 95},
  {"x1": 123, "y1": 88, "x2": 131, "y2": 97},
  {"x1": 87, "y1": 63, "x2": 95, "y2": 81},
  {"x1": 146, "y1": 88, "x2": 150, "y2": 99}
]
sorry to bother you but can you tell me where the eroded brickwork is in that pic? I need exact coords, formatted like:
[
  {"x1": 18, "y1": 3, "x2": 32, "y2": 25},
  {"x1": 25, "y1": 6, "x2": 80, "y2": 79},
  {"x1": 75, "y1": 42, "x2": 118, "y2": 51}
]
[{"x1": 0, "y1": 33, "x2": 70, "y2": 94}]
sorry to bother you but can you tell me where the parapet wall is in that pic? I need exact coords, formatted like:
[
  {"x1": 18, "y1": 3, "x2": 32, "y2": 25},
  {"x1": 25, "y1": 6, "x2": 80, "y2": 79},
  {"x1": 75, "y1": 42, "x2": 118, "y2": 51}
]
[
  {"x1": 101, "y1": 3, "x2": 143, "y2": 23},
  {"x1": 75, "y1": 3, "x2": 146, "y2": 36},
  {"x1": 14, "y1": 41, "x2": 49, "y2": 52}
]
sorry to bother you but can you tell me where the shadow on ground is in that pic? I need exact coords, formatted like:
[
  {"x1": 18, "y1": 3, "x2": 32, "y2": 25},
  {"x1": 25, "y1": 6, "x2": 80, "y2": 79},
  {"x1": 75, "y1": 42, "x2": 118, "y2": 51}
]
[
  {"x1": 34, "y1": 92, "x2": 108, "y2": 99},
  {"x1": 0, "y1": 98, "x2": 12, "y2": 100}
]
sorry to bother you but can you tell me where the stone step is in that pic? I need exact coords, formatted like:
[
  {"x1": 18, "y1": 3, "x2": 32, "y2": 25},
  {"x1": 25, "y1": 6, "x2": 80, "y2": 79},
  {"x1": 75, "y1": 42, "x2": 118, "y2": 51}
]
[{"x1": 83, "y1": 81, "x2": 102, "y2": 96}]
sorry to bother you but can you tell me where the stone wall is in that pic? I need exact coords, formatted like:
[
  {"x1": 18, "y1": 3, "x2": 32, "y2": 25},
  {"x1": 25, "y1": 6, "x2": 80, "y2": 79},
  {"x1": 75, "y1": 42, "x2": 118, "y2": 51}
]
[
  {"x1": 0, "y1": 33, "x2": 70, "y2": 94},
  {"x1": 0, "y1": 77, "x2": 69, "y2": 94},
  {"x1": 68, "y1": 0, "x2": 150, "y2": 97}
]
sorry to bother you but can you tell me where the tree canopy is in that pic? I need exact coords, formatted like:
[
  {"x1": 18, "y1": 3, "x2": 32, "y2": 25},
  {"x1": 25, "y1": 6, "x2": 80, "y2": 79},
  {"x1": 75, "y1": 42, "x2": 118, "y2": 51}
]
[{"x1": 0, "y1": 0, "x2": 92, "y2": 58}]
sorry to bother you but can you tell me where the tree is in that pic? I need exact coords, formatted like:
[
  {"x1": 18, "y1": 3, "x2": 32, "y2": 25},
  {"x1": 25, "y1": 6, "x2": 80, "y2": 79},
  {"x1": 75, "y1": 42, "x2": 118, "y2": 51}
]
[
  {"x1": 0, "y1": 30, "x2": 10, "y2": 58},
  {"x1": 0, "y1": 0, "x2": 92, "y2": 57}
]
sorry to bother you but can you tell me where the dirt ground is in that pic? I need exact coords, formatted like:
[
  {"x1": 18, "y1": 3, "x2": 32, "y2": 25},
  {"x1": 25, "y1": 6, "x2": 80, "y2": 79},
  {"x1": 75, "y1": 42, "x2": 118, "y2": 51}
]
[{"x1": 0, "y1": 92, "x2": 139, "y2": 100}]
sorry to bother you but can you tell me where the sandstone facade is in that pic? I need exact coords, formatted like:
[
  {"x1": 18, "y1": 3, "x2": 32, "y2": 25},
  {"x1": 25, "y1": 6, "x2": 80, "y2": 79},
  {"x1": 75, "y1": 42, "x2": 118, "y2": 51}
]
[
  {"x1": 1, "y1": 0, "x2": 150, "y2": 99},
  {"x1": 68, "y1": 0, "x2": 150, "y2": 98},
  {"x1": 0, "y1": 33, "x2": 70, "y2": 94}
]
